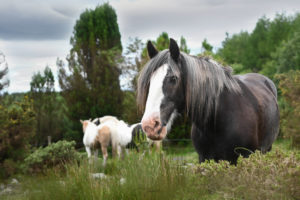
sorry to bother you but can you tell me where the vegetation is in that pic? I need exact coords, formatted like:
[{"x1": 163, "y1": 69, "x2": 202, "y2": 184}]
[
  {"x1": 58, "y1": 3, "x2": 124, "y2": 143},
  {"x1": 23, "y1": 140, "x2": 80, "y2": 174},
  {"x1": 2, "y1": 141, "x2": 299, "y2": 200},
  {"x1": 0, "y1": 51, "x2": 9, "y2": 92},
  {"x1": 0, "y1": 96, "x2": 36, "y2": 179},
  {"x1": 218, "y1": 13, "x2": 300, "y2": 76},
  {"x1": 30, "y1": 67, "x2": 68, "y2": 146},
  {"x1": 276, "y1": 71, "x2": 300, "y2": 148}
]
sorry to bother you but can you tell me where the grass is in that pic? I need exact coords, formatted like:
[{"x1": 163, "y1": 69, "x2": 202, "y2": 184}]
[{"x1": 2, "y1": 139, "x2": 300, "y2": 200}]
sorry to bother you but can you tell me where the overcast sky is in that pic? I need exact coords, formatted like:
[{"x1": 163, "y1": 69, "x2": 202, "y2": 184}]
[{"x1": 0, "y1": 0, "x2": 299, "y2": 93}]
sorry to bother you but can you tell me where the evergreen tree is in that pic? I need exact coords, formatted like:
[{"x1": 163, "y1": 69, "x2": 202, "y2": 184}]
[
  {"x1": 0, "y1": 51, "x2": 9, "y2": 93},
  {"x1": 58, "y1": 3, "x2": 123, "y2": 142},
  {"x1": 218, "y1": 13, "x2": 299, "y2": 77},
  {"x1": 30, "y1": 66, "x2": 65, "y2": 145},
  {"x1": 201, "y1": 38, "x2": 213, "y2": 52}
]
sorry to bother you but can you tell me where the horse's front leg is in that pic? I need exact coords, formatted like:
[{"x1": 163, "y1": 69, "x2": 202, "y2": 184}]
[{"x1": 85, "y1": 146, "x2": 92, "y2": 163}]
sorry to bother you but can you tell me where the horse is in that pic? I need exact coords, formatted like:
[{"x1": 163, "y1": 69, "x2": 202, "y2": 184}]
[
  {"x1": 93, "y1": 116, "x2": 161, "y2": 153},
  {"x1": 137, "y1": 38, "x2": 279, "y2": 164},
  {"x1": 80, "y1": 119, "x2": 113, "y2": 165}
]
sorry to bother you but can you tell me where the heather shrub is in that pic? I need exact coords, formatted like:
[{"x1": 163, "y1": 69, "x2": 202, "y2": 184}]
[
  {"x1": 0, "y1": 96, "x2": 36, "y2": 179},
  {"x1": 276, "y1": 70, "x2": 300, "y2": 148},
  {"x1": 23, "y1": 140, "x2": 80, "y2": 173}
]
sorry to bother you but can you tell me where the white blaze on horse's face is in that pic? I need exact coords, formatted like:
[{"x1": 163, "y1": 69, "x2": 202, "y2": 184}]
[{"x1": 141, "y1": 64, "x2": 168, "y2": 140}]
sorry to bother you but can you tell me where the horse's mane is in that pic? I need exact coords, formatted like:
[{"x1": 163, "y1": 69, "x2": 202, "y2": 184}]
[{"x1": 137, "y1": 50, "x2": 241, "y2": 123}]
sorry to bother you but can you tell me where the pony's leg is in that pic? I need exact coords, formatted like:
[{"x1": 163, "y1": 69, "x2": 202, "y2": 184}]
[
  {"x1": 85, "y1": 146, "x2": 92, "y2": 163},
  {"x1": 94, "y1": 149, "x2": 99, "y2": 162},
  {"x1": 112, "y1": 141, "x2": 118, "y2": 158},
  {"x1": 101, "y1": 146, "x2": 108, "y2": 166},
  {"x1": 117, "y1": 145, "x2": 122, "y2": 158},
  {"x1": 120, "y1": 146, "x2": 126, "y2": 159}
]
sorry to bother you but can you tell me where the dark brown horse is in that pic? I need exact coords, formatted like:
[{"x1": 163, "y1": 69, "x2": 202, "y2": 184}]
[{"x1": 137, "y1": 38, "x2": 279, "y2": 163}]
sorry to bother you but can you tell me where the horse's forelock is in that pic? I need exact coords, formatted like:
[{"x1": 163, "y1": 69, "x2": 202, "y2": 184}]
[{"x1": 137, "y1": 50, "x2": 169, "y2": 111}]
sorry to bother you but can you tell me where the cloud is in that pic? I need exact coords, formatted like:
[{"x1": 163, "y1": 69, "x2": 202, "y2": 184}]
[
  {"x1": 0, "y1": 0, "x2": 99, "y2": 40},
  {"x1": 112, "y1": 0, "x2": 299, "y2": 49},
  {"x1": 0, "y1": 0, "x2": 299, "y2": 93},
  {"x1": 1, "y1": 39, "x2": 70, "y2": 93}
]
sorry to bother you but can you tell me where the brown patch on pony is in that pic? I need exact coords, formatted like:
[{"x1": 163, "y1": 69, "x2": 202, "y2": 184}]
[{"x1": 96, "y1": 125, "x2": 112, "y2": 160}]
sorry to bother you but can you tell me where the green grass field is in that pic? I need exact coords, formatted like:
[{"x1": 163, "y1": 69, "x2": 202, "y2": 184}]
[{"x1": 2, "y1": 139, "x2": 300, "y2": 200}]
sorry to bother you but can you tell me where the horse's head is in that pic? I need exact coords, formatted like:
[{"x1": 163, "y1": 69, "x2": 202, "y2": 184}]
[
  {"x1": 80, "y1": 119, "x2": 92, "y2": 133},
  {"x1": 138, "y1": 39, "x2": 185, "y2": 140}
]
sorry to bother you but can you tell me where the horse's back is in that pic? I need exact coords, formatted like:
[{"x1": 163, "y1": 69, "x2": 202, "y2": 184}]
[
  {"x1": 234, "y1": 73, "x2": 279, "y2": 152},
  {"x1": 235, "y1": 73, "x2": 277, "y2": 98}
]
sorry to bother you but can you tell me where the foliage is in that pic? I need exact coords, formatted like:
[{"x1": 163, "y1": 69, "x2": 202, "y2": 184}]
[
  {"x1": 30, "y1": 66, "x2": 67, "y2": 146},
  {"x1": 262, "y1": 31, "x2": 300, "y2": 78},
  {"x1": 276, "y1": 70, "x2": 300, "y2": 148},
  {"x1": 0, "y1": 51, "x2": 9, "y2": 92},
  {"x1": 218, "y1": 13, "x2": 300, "y2": 78},
  {"x1": 23, "y1": 140, "x2": 80, "y2": 174},
  {"x1": 6, "y1": 142, "x2": 300, "y2": 200},
  {"x1": 0, "y1": 96, "x2": 36, "y2": 179},
  {"x1": 58, "y1": 3, "x2": 123, "y2": 142},
  {"x1": 201, "y1": 38, "x2": 213, "y2": 52},
  {"x1": 191, "y1": 149, "x2": 300, "y2": 199}
]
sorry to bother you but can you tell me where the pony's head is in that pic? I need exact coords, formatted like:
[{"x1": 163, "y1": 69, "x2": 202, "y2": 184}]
[
  {"x1": 80, "y1": 119, "x2": 92, "y2": 133},
  {"x1": 137, "y1": 39, "x2": 185, "y2": 140}
]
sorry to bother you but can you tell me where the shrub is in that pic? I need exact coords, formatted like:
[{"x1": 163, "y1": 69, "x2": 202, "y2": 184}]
[
  {"x1": 0, "y1": 96, "x2": 36, "y2": 179},
  {"x1": 192, "y1": 149, "x2": 300, "y2": 200},
  {"x1": 276, "y1": 70, "x2": 300, "y2": 148},
  {"x1": 23, "y1": 140, "x2": 80, "y2": 173}
]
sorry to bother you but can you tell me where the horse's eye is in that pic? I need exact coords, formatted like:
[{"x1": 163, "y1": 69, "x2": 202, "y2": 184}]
[{"x1": 169, "y1": 76, "x2": 177, "y2": 84}]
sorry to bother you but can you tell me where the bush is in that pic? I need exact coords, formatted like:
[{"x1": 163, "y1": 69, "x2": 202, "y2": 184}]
[
  {"x1": 0, "y1": 96, "x2": 36, "y2": 179},
  {"x1": 189, "y1": 149, "x2": 300, "y2": 200},
  {"x1": 276, "y1": 70, "x2": 300, "y2": 148},
  {"x1": 23, "y1": 140, "x2": 80, "y2": 173}
]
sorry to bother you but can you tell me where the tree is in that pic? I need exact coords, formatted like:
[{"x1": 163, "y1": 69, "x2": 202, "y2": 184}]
[
  {"x1": 218, "y1": 13, "x2": 299, "y2": 76},
  {"x1": 58, "y1": 3, "x2": 123, "y2": 143},
  {"x1": 261, "y1": 32, "x2": 300, "y2": 79},
  {"x1": 0, "y1": 51, "x2": 9, "y2": 93},
  {"x1": 201, "y1": 38, "x2": 213, "y2": 52},
  {"x1": 30, "y1": 67, "x2": 55, "y2": 145},
  {"x1": 30, "y1": 66, "x2": 67, "y2": 146},
  {"x1": 180, "y1": 36, "x2": 190, "y2": 54}
]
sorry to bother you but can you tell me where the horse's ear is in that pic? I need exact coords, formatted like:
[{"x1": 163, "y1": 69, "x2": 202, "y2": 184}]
[
  {"x1": 80, "y1": 119, "x2": 83, "y2": 124},
  {"x1": 147, "y1": 41, "x2": 158, "y2": 59},
  {"x1": 169, "y1": 38, "x2": 180, "y2": 62}
]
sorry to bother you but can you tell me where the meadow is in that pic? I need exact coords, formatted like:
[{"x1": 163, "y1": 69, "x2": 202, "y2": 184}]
[{"x1": 1, "y1": 139, "x2": 299, "y2": 200}]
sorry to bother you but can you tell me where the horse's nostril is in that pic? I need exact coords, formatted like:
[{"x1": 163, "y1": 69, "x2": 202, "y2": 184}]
[
  {"x1": 144, "y1": 126, "x2": 153, "y2": 134},
  {"x1": 154, "y1": 121, "x2": 159, "y2": 128}
]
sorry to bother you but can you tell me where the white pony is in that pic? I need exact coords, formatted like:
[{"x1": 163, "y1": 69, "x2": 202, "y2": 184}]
[
  {"x1": 93, "y1": 116, "x2": 161, "y2": 155},
  {"x1": 80, "y1": 119, "x2": 113, "y2": 165}
]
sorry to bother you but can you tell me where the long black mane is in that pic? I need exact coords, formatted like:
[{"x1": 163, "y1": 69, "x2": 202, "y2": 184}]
[{"x1": 137, "y1": 51, "x2": 241, "y2": 123}]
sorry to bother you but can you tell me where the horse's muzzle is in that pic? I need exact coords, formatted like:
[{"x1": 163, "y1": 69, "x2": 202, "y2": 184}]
[{"x1": 141, "y1": 115, "x2": 167, "y2": 140}]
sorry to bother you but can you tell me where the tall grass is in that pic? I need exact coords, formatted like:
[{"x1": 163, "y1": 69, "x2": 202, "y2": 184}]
[
  {"x1": 3, "y1": 141, "x2": 300, "y2": 200},
  {"x1": 14, "y1": 152, "x2": 193, "y2": 200}
]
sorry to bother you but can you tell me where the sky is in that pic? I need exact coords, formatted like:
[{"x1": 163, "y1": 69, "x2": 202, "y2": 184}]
[{"x1": 0, "y1": 0, "x2": 299, "y2": 93}]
